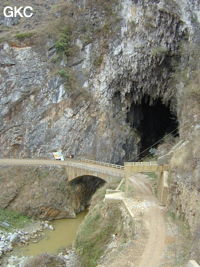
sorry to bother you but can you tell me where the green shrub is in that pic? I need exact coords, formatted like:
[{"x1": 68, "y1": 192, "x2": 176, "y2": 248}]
[
  {"x1": 57, "y1": 69, "x2": 70, "y2": 80},
  {"x1": 151, "y1": 46, "x2": 168, "y2": 57},
  {"x1": 15, "y1": 32, "x2": 34, "y2": 40},
  {"x1": 55, "y1": 27, "x2": 72, "y2": 56}
]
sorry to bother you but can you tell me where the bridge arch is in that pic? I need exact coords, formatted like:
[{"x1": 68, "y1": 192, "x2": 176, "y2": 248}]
[
  {"x1": 70, "y1": 175, "x2": 106, "y2": 185},
  {"x1": 65, "y1": 164, "x2": 122, "y2": 184},
  {"x1": 69, "y1": 175, "x2": 106, "y2": 208}
]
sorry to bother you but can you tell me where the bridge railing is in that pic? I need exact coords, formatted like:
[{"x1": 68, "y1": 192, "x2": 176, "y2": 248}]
[
  {"x1": 125, "y1": 161, "x2": 158, "y2": 166},
  {"x1": 78, "y1": 158, "x2": 124, "y2": 170},
  {"x1": 68, "y1": 162, "x2": 124, "y2": 177}
]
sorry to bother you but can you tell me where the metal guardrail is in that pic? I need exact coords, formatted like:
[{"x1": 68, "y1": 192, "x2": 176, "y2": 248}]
[{"x1": 78, "y1": 158, "x2": 124, "y2": 170}]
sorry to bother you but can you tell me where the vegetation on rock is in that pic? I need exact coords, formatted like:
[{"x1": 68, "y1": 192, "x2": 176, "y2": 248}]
[
  {"x1": 15, "y1": 32, "x2": 35, "y2": 41},
  {"x1": 55, "y1": 26, "x2": 73, "y2": 57},
  {"x1": 24, "y1": 253, "x2": 66, "y2": 267},
  {"x1": 0, "y1": 209, "x2": 31, "y2": 231},
  {"x1": 75, "y1": 184, "x2": 134, "y2": 267}
]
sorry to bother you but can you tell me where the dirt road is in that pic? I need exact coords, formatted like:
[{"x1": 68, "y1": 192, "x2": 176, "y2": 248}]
[
  {"x1": 104, "y1": 173, "x2": 166, "y2": 267},
  {"x1": 129, "y1": 174, "x2": 166, "y2": 267}
]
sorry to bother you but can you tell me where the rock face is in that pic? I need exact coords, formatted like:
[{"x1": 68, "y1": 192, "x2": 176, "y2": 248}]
[
  {"x1": 0, "y1": 0, "x2": 198, "y2": 163},
  {"x1": 0, "y1": 166, "x2": 104, "y2": 219}
]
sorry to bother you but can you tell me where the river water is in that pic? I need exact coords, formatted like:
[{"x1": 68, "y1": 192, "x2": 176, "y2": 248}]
[{"x1": 17, "y1": 211, "x2": 87, "y2": 256}]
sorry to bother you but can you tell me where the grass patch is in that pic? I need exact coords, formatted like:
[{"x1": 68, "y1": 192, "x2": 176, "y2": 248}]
[
  {"x1": 146, "y1": 172, "x2": 157, "y2": 180},
  {"x1": 93, "y1": 54, "x2": 104, "y2": 68},
  {"x1": 118, "y1": 180, "x2": 125, "y2": 192},
  {"x1": 15, "y1": 32, "x2": 35, "y2": 41},
  {"x1": 126, "y1": 182, "x2": 135, "y2": 197},
  {"x1": 151, "y1": 46, "x2": 168, "y2": 57},
  {"x1": 56, "y1": 67, "x2": 76, "y2": 92},
  {"x1": 75, "y1": 203, "x2": 121, "y2": 267},
  {"x1": 168, "y1": 210, "x2": 176, "y2": 220},
  {"x1": 146, "y1": 172, "x2": 158, "y2": 195},
  {"x1": 57, "y1": 69, "x2": 70, "y2": 80},
  {"x1": 0, "y1": 209, "x2": 32, "y2": 231},
  {"x1": 90, "y1": 183, "x2": 120, "y2": 209}
]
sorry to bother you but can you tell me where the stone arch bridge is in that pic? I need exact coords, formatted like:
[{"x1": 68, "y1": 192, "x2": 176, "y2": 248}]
[
  {"x1": 0, "y1": 158, "x2": 168, "y2": 204},
  {"x1": 0, "y1": 158, "x2": 124, "y2": 183}
]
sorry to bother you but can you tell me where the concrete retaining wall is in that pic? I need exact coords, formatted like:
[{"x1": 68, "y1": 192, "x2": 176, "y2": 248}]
[{"x1": 187, "y1": 260, "x2": 200, "y2": 267}]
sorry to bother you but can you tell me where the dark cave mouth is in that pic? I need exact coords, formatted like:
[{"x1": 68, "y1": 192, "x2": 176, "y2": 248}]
[{"x1": 126, "y1": 96, "x2": 179, "y2": 159}]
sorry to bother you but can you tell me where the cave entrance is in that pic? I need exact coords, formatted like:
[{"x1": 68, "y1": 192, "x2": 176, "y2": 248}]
[{"x1": 126, "y1": 96, "x2": 178, "y2": 159}]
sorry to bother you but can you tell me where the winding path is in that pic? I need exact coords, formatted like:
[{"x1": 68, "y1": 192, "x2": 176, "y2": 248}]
[
  {"x1": 104, "y1": 173, "x2": 166, "y2": 267},
  {"x1": 129, "y1": 174, "x2": 166, "y2": 267}
]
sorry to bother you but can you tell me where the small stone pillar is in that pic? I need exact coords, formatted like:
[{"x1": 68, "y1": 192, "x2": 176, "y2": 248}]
[
  {"x1": 158, "y1": 170, "x2": 169, "y2": 205},
  {"x1": 187, "y1": 260, "x2": 200, "y2": 267}
]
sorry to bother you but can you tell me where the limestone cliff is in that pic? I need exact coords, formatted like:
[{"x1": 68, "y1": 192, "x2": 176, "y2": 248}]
[{"x1": 0, "y1": 0, "x2": 197, "y2": 163}]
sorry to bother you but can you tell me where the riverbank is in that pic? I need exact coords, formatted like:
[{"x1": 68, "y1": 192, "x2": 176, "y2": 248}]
[
  {"x1": 0, "y1": 218, "x2": 54, "y2": 266},
  {"x1": 17, "y1": 211, "x2": 87, "y2": 256},
  {"x1": 0, "y1": 211, "x2": 87, "y2": 266}
]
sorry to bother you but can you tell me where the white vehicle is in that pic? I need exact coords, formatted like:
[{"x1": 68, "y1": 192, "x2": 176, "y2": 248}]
[{"x1": 53, "y1": 151, "x2": 64, "y2": 161}]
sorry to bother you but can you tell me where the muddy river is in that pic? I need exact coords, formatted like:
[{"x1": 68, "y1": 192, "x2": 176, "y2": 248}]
[{"x1": 17, "y1": 211, "x2": 87, "y2": 256}]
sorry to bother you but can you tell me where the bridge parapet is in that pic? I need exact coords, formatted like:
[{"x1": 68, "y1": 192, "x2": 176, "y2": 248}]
[
  {"x1": 124, "y1": 161, "x2": 169, "y2": 205},
  {"x1": 124, "y1": 161, "x2": 168, "y2": 175},
  {"x1": 66, "y1": 162, "x2": 123, "y2": 182},
  {"x1": 78, "y1": 158, "x2": 124, "y2": 169}
]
